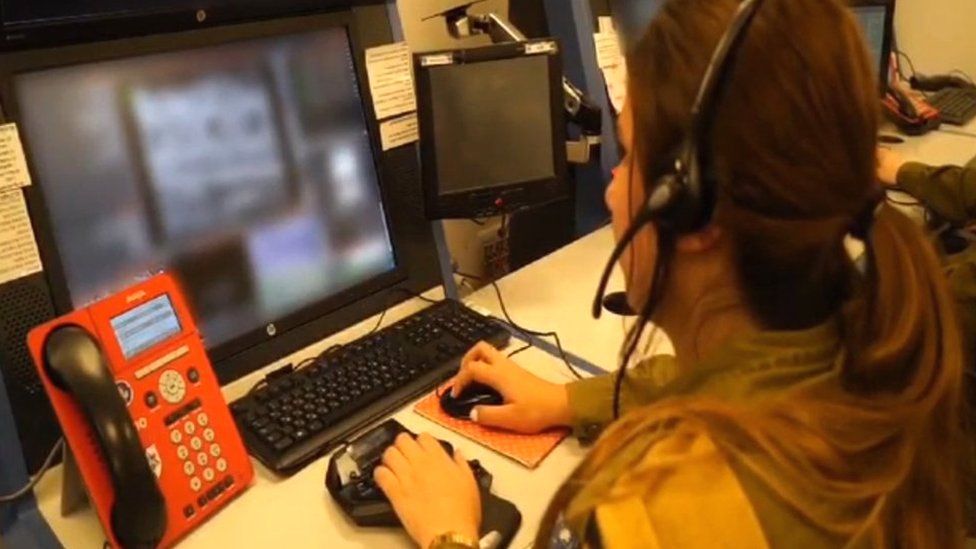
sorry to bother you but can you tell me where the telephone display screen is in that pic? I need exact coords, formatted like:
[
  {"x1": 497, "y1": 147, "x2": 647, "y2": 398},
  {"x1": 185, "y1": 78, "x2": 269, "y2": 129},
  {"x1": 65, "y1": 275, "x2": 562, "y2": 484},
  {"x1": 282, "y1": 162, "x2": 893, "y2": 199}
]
[{"x1": 111, "y1": 295, "x2": 183, "y2": 359}]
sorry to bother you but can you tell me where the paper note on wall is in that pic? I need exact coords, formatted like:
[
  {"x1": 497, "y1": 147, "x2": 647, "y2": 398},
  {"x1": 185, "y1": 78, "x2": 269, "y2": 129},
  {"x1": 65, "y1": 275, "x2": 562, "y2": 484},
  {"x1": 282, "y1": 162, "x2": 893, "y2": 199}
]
[
  {"x1": 0, "y1": 189, "x2": 43, "y2": 284},
  {"x1": 594, "y1": 32, "x2": 628, "y2": 113},
  {"x1": 594, "y1": 32, "x2": 623, "y2": 70},
  {"x1": 0, "y1": 124, "x2": 32, "y2": 190},
  {"x1": 380, "y1": 112, "x2": 419, "y2": 151},
  {"x1": 365, "y1": 42, "x2": 418, "y2": 120},
  {"x1": 598, "y1": 16, "x2": 615, "y2": 34}
]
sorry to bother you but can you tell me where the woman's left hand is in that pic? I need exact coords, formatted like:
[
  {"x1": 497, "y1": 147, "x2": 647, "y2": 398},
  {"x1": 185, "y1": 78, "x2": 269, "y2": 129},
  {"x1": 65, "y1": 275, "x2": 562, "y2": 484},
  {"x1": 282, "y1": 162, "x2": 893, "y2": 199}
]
[{"x1": 374, "y1": 433, "x2": 481, "y2": 548}]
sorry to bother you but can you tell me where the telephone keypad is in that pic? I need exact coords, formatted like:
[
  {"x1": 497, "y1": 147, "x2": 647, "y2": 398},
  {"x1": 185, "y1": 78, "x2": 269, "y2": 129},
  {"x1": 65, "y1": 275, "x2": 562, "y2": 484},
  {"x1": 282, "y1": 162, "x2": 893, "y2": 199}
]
[{"x1": 171, "y1": 412, "x2": 229, "y2": 496}]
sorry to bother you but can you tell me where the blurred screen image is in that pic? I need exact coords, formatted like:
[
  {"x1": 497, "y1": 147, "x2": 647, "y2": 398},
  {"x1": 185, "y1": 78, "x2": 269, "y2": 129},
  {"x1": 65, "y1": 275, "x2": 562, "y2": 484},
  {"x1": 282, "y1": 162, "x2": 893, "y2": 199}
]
[
  {"x1": 851, "y1": 5, "x2": 887, "y2": 79},
  {"x1": 15, "y1": 27, "x2": 397, "y2": 349}
]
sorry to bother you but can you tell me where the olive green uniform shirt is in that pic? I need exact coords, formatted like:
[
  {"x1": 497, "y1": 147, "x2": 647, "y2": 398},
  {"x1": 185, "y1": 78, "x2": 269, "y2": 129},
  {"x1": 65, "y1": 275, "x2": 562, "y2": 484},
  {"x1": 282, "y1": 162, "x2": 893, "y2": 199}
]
[
  {"x1": 561, "y1": 321, "x2": 877, "y2": 548},
  {"x1": 897, "y1": 161, "x2": 976, "y2": 351}
]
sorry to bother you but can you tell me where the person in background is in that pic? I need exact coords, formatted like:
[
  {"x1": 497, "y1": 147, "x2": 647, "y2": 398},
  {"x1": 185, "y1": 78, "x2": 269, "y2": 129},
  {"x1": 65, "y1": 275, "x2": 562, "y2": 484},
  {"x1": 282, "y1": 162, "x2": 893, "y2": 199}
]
[
  {"x1": 877, "y1": 147, "x2": 976, "y2": 226},
  {"x1": 373, "y1": 0, "x2": 969, "y2": 547},
  {"x1": 878, "y1": 147, "x2": 976, "y2": 352}
]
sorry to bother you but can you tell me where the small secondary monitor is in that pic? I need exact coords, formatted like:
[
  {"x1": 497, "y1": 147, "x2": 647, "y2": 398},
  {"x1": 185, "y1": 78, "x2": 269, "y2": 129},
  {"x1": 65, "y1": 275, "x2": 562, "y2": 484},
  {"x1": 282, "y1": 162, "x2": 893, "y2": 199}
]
[
  {"x1": 850, "y1": 0, "x2": 894, "y2": 97},
  {"x1": 416, "y1": 40, "x2": 568, "y2": 219},
  {"x1": 6, "y1": 19, "x2": 399, "y2": 366}
]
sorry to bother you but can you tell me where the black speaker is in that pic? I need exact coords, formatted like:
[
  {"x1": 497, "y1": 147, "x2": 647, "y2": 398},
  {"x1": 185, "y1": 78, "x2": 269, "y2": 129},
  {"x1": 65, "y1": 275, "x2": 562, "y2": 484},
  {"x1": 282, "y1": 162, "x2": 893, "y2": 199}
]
[{"x1": 0, "y1": 272, "x2": 61, "y2": 474}]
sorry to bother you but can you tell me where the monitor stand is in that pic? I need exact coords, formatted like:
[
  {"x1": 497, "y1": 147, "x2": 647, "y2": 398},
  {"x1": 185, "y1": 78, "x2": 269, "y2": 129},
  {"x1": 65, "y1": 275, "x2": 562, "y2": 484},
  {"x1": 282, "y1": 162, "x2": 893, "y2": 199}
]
[
  {"x1": 59, "y1": 446, "x2": 88, "y2": 517},
  {"x1": 431, "y1": 221, "x2": 459, "y2": 300}
]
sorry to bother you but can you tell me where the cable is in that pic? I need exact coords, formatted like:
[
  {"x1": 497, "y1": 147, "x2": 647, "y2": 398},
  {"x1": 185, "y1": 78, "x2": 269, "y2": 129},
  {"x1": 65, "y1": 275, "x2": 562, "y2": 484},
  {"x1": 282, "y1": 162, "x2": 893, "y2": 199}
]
[
  {"x1": 454, "y1": 270, "x2": 583, "y2": 379},
  {"x1": 506, "y1": 342, "x2": 533, "y2": 359},
  {"x1": 894, "y1": 49, "x2": 917, "y2": 80},
  {"x1": 0, "y1": 438, "x2": 64, "y2": 503},
  {"x1": 950, "y1": 69, "x2": 975, "y2": 85},
  {"x1": 883, "y1": 185, "x2": 923, "y2": 208}
]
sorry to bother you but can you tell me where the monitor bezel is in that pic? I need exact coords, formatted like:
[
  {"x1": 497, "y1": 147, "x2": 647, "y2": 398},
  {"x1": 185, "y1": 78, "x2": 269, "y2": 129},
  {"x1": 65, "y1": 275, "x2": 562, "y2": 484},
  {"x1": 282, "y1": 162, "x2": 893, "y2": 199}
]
[
  {"x1": 415, "y1": 40, "x2": 569, "y2": 220},
  {"x1": 0, "y1": 1, "x2": 379, "y2": 51},
  {"x1": 848, "y1": 0, "x2": 895, "y2": 98},
  {"x1": 0, "y1": 10, "x2": 412, "y2": 381}
]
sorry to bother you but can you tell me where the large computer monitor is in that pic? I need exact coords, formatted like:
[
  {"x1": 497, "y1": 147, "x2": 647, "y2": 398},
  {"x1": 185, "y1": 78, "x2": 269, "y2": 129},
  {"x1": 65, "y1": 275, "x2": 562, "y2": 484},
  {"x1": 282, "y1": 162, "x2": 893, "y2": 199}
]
[
  {"x1": 850, "y1": 0, "x2": 895, "y2": 96},
  {"x1": 0, "y1": 13, "x2": 415, "y2": 380},
  {"x1": 415, "y1": 40, "x2": 568, "y2": 220}
]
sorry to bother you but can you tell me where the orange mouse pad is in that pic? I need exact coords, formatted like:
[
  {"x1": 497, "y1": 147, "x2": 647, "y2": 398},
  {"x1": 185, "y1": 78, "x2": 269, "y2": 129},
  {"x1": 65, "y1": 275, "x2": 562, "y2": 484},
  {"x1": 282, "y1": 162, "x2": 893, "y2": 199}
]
[{"x1": 414, "y1": 384, "x2": 569, "y2": 469}]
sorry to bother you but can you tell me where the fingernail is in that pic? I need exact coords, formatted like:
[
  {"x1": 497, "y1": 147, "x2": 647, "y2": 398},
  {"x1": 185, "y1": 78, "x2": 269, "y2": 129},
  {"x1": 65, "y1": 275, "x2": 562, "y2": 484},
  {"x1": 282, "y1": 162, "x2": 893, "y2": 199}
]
[{"x1": 470, "y1": 408, "x2": 479, "y2": 423}]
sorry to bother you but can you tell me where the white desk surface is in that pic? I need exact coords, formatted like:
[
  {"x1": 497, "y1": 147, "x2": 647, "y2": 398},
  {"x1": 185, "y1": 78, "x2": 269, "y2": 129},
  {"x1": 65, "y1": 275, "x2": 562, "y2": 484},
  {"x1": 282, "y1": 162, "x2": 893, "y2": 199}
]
[
  {"x1": 33, "y1": 289, "x2": 591, "y2": 549},
  {"x1": 463, "y1": 227, "x2": 640, "y2": 373},
  {"x1": 884, "y1": 118, "x2": 976, "y2": 166},
  {"x1": 30, "y1": 120, "x2": 976, "y2": 549}
]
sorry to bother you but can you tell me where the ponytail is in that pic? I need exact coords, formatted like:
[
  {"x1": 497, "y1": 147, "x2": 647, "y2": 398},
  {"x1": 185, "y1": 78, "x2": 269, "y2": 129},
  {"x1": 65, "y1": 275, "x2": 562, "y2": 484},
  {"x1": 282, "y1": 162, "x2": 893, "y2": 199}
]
[{"x1": 841, "y1": 204, "x2": 967, "y2": 546}]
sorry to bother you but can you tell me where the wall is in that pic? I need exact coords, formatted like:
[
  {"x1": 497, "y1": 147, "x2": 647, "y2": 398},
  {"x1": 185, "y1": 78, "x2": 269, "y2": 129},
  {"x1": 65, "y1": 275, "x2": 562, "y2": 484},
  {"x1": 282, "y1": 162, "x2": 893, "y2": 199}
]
[{"x1": 895, "y1": 0, "x2": 976, "y2": 80}]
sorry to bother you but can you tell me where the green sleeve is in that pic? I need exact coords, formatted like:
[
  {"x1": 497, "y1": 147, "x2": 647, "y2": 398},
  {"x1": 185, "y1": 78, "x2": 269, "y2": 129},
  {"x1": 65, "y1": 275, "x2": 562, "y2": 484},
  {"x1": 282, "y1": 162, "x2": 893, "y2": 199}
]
[
  {"x1": 897, "y1": 162, "x2": 976, "y2": 225},
  {"x1": 944, "y1": 249, "x2": 976, "y2": 359},
  {"x1": 565, "y1": 355, "x2": 679, "y2": 443}
]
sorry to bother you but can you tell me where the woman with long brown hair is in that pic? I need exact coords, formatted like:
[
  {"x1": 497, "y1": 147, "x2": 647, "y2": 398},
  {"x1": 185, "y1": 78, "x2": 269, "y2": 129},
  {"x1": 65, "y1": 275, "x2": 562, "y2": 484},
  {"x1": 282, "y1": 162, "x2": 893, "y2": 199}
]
[{"x1": 372, "y1": 0, "x2": 969, "y2": 546}]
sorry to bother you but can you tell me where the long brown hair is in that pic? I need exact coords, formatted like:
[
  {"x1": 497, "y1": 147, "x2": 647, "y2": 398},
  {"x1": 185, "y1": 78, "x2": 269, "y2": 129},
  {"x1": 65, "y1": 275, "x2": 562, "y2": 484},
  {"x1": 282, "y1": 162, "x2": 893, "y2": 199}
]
[{"x1": 541, "y1": 0, "x2": 967, "y2": 546}]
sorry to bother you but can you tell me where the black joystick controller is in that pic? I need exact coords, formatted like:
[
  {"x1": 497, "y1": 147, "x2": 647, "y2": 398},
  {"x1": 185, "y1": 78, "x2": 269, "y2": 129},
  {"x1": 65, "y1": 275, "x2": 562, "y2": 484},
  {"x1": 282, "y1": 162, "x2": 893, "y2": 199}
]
[{"x1": 326, "y1": 419, "x2": 522, "y2": 546}]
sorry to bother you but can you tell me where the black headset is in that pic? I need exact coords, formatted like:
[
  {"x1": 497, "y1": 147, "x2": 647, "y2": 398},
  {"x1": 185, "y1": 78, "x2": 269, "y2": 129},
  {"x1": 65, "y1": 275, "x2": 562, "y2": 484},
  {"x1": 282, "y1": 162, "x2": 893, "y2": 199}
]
[{"x1": 592, "y1": 0, "x2": 768, "y2": 320}]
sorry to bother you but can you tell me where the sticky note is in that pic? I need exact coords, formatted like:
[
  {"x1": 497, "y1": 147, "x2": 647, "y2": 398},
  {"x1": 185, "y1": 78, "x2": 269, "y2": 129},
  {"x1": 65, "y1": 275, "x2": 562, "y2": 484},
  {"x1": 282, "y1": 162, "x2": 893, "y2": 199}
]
[
  {"x1": 603, "y1": 63, "x2": 629, "y2": 113},
  {"x1": 0, "y1": 123, "x2": 32, "y2": 190},
  {"x1": 0, "y1": 189, "x2": 43, "y2": 284},
  {"x1": 366, "y1": 42, "x2": 418, "y2": 120},
  {"x1": 380, "y1": 112, "x2": 419, "y2": 151},
  {"x1": 598, "y1": 16, "x2": 615, "y2": 34},
  {"x1": 594, "y1": 30, "x2": 627, "y2": 113}
]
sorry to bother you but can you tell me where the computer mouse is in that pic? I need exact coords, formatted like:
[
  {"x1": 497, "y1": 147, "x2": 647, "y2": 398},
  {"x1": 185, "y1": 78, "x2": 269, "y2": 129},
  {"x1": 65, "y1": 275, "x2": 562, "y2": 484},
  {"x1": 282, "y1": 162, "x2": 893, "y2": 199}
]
[{"x1": 440, "y1": 383, "x2": 504, "y2": 419}]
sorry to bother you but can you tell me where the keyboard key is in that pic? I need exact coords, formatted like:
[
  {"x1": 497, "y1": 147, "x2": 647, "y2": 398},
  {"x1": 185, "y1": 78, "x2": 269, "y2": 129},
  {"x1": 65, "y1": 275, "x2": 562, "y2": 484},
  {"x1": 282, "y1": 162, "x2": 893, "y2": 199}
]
[{"x1": 274, "y1": 437, "x2": 294, "y2": 451}]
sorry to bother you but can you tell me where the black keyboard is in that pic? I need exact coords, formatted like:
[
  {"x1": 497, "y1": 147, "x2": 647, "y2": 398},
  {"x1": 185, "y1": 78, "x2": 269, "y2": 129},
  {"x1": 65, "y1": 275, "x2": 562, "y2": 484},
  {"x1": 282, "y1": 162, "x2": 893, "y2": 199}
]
[
  {"x1": 929, "y1": 87, "x2": 976, "y2": 126},
  {"x1": 230, "y1": 299, "x2": 510, "y2": 475}
]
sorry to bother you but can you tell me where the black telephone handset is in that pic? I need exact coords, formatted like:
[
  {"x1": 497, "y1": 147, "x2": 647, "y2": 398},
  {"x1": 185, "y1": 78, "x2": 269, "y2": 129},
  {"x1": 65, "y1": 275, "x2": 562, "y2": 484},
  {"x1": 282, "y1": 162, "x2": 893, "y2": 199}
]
[{"x1": 44, "y1": 326, "x2": 167, "y2": 549}]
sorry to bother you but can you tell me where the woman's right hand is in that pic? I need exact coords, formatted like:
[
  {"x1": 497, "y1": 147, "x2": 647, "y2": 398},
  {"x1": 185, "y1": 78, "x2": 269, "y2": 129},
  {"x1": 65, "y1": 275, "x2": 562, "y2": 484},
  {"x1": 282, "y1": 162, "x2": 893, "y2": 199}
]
[
  {"x1": 451, "y1": 341, "x2": 572, "y2": 434},
  {"x1": 877, "y1": 147, "x2": 906, "y2": 187}
]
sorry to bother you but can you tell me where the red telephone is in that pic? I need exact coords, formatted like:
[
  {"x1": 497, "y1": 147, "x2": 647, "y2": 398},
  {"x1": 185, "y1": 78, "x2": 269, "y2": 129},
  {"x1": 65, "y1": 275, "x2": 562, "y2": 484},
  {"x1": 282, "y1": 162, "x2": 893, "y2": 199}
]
[{"x1": 27, "y1": 273, "x2": 253, "y2": 548}]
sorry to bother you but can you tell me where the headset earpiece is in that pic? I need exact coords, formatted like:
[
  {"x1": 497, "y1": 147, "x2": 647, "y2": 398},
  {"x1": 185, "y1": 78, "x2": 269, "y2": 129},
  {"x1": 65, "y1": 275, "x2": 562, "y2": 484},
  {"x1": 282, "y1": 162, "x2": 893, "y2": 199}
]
[{"x1": 646, "y1": 139, "x2": 710, "y2": 235}]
